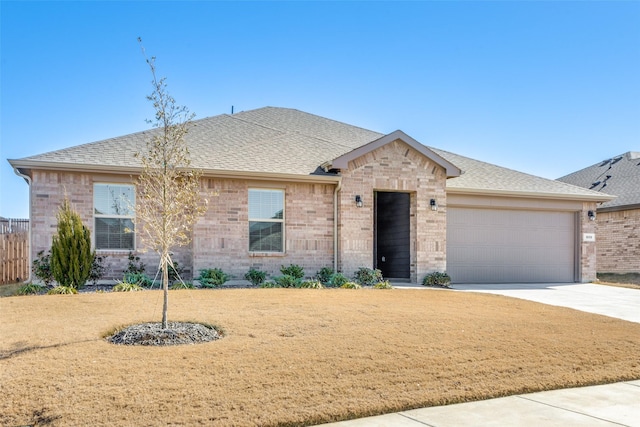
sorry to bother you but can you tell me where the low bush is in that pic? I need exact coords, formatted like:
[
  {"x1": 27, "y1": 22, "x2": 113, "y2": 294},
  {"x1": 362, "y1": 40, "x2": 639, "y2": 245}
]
[
  {"x1": 373, "y1": 280, "x2": 393, "y2": 289},
  {"x1": 315, "y1": 267, "x2": 334, "y2": 286},
  {"x1": 198, "y1": 268, "x2": 229, "y2": 288},
  {"x1": 48, "y1": 285, "x2": 78, "y2": 295},
  {"x1": 340, "y1": 282, "x2": 362, "y2": 289},
  {"x1": 170, "y1": 281, "x2": 194, "y2": 290},
  {"x1": 259, "y1": 281, "x2": 279, "y2": 288},
  {"x1": 280, "y1": 264, "x2": 305, "y2": 280},
  {"x1": 272, "y1": 275, "x2": 301, "y2": 288},
  {"x1": 167, "y1": 261, "x2": 185, "y2": 284},
  {"x1": 297, "y1": 280, "x2": 324, "y2": 289},
  {"x1": 89, "y1": 254, "x2": 108, "y2": 286},
  {"x1": 422, "y1": 272, "x2": 452, "y2": 288},
  {"x1": 113, "y1": 282, "x2": 144, "y2": 292},
  {"x1": 329, "y1": 273, "x2": 349, "y2": 288},
  {"x1": 124, "y1": 272, "x2": 154, "y2": 288},
  {"x1": 353, "y1": 267, "x2": 383, "y2": 286},
  {"x1": 16, "y1": 283, "x2": 47, "y2": 295},
  {"x1": 124, "y1": 252, "x2": 146, "y2": 275},
  {"x1": 244, "y1": 268, "x2": 267, "y2": 286},
  {"x1": 32, "y1": 250, "x2": 54, "y2": 286}
]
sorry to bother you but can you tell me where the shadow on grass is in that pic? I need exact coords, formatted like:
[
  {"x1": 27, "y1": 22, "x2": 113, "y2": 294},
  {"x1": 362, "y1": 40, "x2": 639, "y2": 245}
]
[
  {"x1": 0, "y1": 339, "x2": 99, "y2": 360},
  {"x1": 0, "y1": 282, "x2": 23, "y2": 297}
]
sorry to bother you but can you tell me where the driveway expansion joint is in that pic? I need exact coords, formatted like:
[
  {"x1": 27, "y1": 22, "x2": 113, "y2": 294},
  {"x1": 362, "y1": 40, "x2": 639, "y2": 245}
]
[
  {"x1": 398, "y1": 412, "x2": 438, "y2": 426},
  {"x1": 516, "y1": 396, "x2": 631, "y2": 427}
]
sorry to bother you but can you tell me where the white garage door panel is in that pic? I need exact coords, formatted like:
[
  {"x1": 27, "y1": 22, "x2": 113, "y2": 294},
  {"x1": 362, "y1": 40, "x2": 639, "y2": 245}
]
[{"x1": 447, "y1": 208, "x2": 576, "y2": 283}]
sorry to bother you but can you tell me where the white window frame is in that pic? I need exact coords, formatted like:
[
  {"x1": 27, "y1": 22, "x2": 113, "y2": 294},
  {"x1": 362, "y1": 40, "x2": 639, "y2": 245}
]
[
  {"x1": 93, "y1": 183, "x2": 136, "y2": 251},
  {"x1": 248, "y1": 188, "x2": 285, "y2": 253}
]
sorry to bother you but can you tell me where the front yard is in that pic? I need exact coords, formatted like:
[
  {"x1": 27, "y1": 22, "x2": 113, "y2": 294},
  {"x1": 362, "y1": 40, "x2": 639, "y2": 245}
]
[{"x1": 2, "y1": 289, "x2": 639, "y2": 426}]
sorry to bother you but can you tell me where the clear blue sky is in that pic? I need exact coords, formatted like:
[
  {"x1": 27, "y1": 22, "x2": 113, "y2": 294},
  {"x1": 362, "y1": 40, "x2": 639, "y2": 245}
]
[{"x1": 2, "y1": 1, "x2": 639, "y2": 219}]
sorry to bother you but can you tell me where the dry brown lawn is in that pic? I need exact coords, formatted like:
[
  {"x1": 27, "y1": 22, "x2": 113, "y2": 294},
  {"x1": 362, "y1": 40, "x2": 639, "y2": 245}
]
[{"x1": 2, "y1": 289, "x2": 640, "y2": 426}]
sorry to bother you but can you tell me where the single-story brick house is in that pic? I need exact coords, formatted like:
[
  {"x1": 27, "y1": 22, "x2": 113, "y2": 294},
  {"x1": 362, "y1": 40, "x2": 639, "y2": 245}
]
[
  {"x1": 9, "y1": 107, "x2": 612, "y2": 284},
  {"x1": 558, "y1": 152, "x2": 640, "y2": 274}
]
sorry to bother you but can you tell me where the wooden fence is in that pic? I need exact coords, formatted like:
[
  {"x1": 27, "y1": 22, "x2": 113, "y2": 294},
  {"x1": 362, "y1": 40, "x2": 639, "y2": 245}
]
[{"x1": 1, "y1": 219, "x2": 29, "y2": 285}]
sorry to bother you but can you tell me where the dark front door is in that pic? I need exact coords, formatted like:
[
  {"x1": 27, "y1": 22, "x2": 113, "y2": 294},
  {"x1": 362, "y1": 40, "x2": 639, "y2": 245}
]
[{"x1": 375, "y1": 192, "x2": 410, "y2": 279}]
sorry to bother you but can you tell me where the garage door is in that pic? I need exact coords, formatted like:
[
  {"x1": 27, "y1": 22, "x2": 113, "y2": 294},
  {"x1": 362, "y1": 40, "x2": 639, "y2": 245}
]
[{"x1": 447, "y1": 208, "x2": 576, "y2": 283}]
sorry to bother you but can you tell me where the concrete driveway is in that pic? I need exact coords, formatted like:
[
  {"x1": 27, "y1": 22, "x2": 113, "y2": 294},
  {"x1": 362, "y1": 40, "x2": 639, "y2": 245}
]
[{"x1": 452, "y1": 282, "x2": 640, "y2": 324}]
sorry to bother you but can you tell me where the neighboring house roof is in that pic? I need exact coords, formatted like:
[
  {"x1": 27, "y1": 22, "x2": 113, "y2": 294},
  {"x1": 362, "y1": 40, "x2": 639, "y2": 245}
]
[
  {"x1": 558, "y1": 152, "x2": 640, "y2": 211},
  {"x1": 9, "y1": 106, "x2": 610, "y2": 202}
]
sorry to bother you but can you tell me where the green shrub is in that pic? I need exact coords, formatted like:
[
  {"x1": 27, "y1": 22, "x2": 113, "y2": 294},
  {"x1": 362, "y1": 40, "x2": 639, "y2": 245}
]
[
  {"x1": 353, "y1": 267, "x2": 383, "y2": 286},
  {"x1": 89, "y1": 254, "x2": 107, "y2": 286},
  {"x1": 50, "y1": 198, "x2": 95, "y2": 289},
  {"x1": 167, "y1": 260, "x2": 184, "y2": 284},
  {"x1": 315, "y1": 267, "x2": 334, "y2": 286},
  {"x1": 124, "y1": 252, "x2": 146, "y2": 275},
  {"x1": 272, "y1": 275, "x2": 301, "y2": 288},
  {"x1": 329, "y1": 273, "x2": 349, "y2": 288},
  {"x1": 198, "y1": 268, "x2": 229, "y2": 288},
  {"x1": 32, "y1": 250, "x2": 54, "y2": 286},
  {"x1": 340, "y1": 282, "x2": 362, "y2": 289},
  {"x1": 48, "y1": 285, "x2": 78, "y2": 295},
  {"x1": 280, "y1": 264, "x2": 304, "y2": 280},
  {"x1": 17, "y1": 283, "x2": 47, "y2": 295},
  {"x1": 244, "y1": 268, "x2": 267, "y2": 286},
  {"x1": 113, "y1": 282, "x2": 144, "y2": 292},
  {"x1": 373, "y1": 280, "x2": 393, "y2": 289},
  {"x1": 170, "y1": 281, "x2": 194, "y2": 290},
  {"x1": 123, "y1": 272, "x2": 154, "y2": 288},
  {"x1": 297, "y1": 280, "x2": 324, "y2": 289},
  {"x1": 259, "y1": 281, "x2": 279, "y2": 288},
  {"x1": 422, "y1": 272, "x2": 452, "y2": 288}
]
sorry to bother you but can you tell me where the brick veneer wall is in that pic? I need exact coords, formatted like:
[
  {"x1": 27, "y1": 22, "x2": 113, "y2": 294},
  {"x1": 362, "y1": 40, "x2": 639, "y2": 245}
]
[
  {"x1": 580, "y1": 202, "x2": 598, "y2": 282},
  {"x1": 192, "y1": 178, "x2": 335, "y2": 279},
  {"x1": 597, "y1": 208, "x2": 640, "y2": 274},
  {"x1": 28, "y1": 170, "x2": 190, "y2": 282},
  {"x1": 338, "y1": 139, "x2": 447, "y2": 282}
]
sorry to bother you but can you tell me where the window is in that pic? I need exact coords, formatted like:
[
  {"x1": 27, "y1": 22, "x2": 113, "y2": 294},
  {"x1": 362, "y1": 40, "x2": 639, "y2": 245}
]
[
  {"x1": 94, "y1": 184, "x2": 135, "y2": 250},
  {"x1": 249, "y1": 189, "x2": 284, "y2": 252}
]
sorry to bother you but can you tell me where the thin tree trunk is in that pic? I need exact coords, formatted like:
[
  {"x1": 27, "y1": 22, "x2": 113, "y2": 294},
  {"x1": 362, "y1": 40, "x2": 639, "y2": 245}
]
[{"x1": 162, "y1": 251, "x2": 169, "y2": 329}]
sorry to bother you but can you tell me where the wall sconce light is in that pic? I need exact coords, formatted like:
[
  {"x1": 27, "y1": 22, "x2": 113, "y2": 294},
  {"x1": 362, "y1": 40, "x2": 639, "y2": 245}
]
[
  {"x1": 587, "y1": 210, "x2": 596, "y2": 221},
  {"x1": 355, "y1": 195, "x2": 363, "y2": 208},
  {"x1": 430, "y1": 198, "x2": 438, "y2": 211}
]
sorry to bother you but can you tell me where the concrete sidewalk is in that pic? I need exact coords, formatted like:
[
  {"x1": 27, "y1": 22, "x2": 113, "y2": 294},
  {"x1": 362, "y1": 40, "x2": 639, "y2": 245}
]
[
  {"x1": 316, "y1": 283, "x2": 640, "y2": 426},
  {"x1": 320, "y1": 380, "x2": 640, "y2": 426}
]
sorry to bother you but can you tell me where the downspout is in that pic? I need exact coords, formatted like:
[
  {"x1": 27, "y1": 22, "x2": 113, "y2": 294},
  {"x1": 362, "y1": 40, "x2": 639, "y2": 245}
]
[
  {"x1": 333, "y1": 178, "x2": 342, "y2": 273},
  {"x1": 12, "y1": 167, "x2": 32, "y2": 283}
]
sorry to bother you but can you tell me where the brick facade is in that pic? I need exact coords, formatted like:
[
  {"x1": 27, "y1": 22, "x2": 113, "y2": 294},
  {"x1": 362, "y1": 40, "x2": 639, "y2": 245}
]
[
  {"x1": 597, "y1": 208, "x2": 640, "y2": 274},
  {"x1": 192, "y1": 178, "x2": 335, "y2": 279},
  {"x1": 29, "y1": 170, "x2": 188, "y2": 281},
  {"x1": 26, "y1": 143, "x2": 599, "y2": 285},
  {"x1": 338, "y1": 139, "x2": 447, "y2": 282},
  {"x1": 580, "y1": 202, "x2": 598, "y2": 282}
]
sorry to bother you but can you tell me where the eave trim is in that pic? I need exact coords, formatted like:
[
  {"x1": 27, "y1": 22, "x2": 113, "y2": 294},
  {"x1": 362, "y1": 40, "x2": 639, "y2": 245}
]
[
  {"x1": 446, "y1": 186, "x2": 617, "y2": 203},
  {"x1": 7, "y1": 160, "x2": 342, "y2": 184}
]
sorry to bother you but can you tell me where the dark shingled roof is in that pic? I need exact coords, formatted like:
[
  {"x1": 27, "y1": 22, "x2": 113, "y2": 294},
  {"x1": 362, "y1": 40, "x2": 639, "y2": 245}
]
[
  {"x1": 558, "y1": 152, "x2": 640, "y2": 210},
  {"x1": 10, "y1": 106, "x2": 610, "y2": 202}
]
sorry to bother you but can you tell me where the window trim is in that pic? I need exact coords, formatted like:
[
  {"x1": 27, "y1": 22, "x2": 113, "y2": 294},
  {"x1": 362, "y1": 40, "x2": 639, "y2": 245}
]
[
  {"x1": 248, "y1": 188, "x2": 285, "y2": 254},
  {"x1": 93, "y1": 183, "x2": 136, "y2": 251}
]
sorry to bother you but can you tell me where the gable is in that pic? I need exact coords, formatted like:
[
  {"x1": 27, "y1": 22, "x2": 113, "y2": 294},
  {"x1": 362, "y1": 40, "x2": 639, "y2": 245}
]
[{"x1": 331, "y1": 130, "x2": 461, "y2": 178}]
